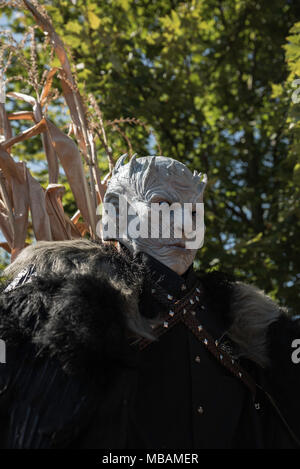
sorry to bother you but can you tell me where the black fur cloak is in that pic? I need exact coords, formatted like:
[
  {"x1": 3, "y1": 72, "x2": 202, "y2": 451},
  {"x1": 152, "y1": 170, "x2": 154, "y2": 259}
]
[{"x1": 0, "y1": 240, "x2": 299, "y2": 449}]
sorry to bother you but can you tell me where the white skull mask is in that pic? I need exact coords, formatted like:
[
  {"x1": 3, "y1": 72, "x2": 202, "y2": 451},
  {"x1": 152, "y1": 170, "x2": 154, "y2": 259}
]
[{"x1": 101, "y1": 155, "x2": 207, "y2": 275}]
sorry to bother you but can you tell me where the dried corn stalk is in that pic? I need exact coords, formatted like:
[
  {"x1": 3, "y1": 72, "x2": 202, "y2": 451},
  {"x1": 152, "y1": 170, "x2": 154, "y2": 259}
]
[
  {"x1": 0, "y1": 0, "x2": 160, "y2": 262},
  {"x1": 0, "y1": 0, "x2": 103, "y2": 259}
]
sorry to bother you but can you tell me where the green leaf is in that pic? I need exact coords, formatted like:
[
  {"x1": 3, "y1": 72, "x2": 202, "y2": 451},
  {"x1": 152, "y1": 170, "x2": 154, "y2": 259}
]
[{"x1": 87, "y1": 11, "x2": 101, "y2": 29}]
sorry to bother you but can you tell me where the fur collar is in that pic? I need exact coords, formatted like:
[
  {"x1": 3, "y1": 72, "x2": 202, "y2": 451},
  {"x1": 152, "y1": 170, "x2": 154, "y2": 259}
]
[
  {"x1": 0, "y1": 240, "x2": 285, "y2": 373},
  {"x1": 228, "y1": 281, "x2": 283, "y2": 368}
]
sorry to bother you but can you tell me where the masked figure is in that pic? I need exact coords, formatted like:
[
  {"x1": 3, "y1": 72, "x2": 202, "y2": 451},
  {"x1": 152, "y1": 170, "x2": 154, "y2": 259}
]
[{"x1": 0, "y1": 155, "x2": 299, "y2": 449}]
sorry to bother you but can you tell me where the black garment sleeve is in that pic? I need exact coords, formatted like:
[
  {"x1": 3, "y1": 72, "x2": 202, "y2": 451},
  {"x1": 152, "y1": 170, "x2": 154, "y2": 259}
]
[{"x1": 264, "y1": 314, "x2": 300, "y2": 446}]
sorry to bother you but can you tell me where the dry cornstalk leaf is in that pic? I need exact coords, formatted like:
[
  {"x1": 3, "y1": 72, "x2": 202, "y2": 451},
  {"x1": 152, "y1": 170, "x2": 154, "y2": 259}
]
[
  {"x1": 71, "y1": 209, "x2": 81, "y2": 224},
  {"x1": 45, "y1": 184, "x2": 70, "y2": 240},
  {"x1": 0, "y1": 173, "x2": 14, "y2": 244},
  {"x1": 73, "y1": 221, "x2": 89, "y2": 237},
  {"x1": 42, "y1": 129, "x2": 59, "y2": 184},
  {"x1": 0, "y1": 208, "x2": 13, "y2": 248},
  {"x1": 8, "y1": 91, "x2": 59, "y2": 184},
  {"x1": 45, "y1": 184, "x2": 80, "y2": 241},
  {"x1": 63, "y1": 212, "x2": 82, "y2": 239},
  {"x1": 8, "y1": 111, "x2": 35, "y2": 121},
  {"x1": 7, "y1": 91, "x2": 41, "y2": 124},
  {"x1": 45, "y1": 119, "x2": 96, "y2": 234},
  {"x1": 2, "y1": 118, "x2": 46, "y2": 151},
  {"x1": 35, "y1": 101, "x2": 59, "y2": 184},
  {"x1": 7, "y1": 91, "x2": 36, "y2": 107},
  {"x1": 26, "y1": 168, "x2": 52, "y2": 241},
  {"x1": 0, "y1": 144, "x2": 24, "y2": 183},
  {"x1": 0, "y1": 242, "x2": 11, "y2": 254},
  {"x1": 10, "y1": 162, "x2": 29, "y2": 255},
  {"x1": 59, "y1": 72, "x2": 88, "y2": 157},
  {"x1": 0, "y1": 154, "x2": 28, "y2": 258},
  {"x1": 0, "y1": 103, "x2": 13, "y2": 145}
]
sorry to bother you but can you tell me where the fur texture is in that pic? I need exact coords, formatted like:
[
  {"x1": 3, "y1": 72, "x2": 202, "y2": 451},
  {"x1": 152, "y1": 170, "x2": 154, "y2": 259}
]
[
  {"x1": 228, "y1": 281, "x2": 284, "y2": 368},
  {"x1": 4, "y1": 239, "x2": 110, "y2": 278},
  {"x1": 1, "y1": 240, "x2": 287, "y2": 372},
  {"x1": 0, "y1": 241, "x2": 160, "y2": 375}
]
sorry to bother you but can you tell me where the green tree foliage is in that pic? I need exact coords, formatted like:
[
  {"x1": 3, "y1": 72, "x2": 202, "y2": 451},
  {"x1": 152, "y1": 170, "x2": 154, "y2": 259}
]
[{"x1": 1, "y1": 0, "x2": 300, "y2": 310}]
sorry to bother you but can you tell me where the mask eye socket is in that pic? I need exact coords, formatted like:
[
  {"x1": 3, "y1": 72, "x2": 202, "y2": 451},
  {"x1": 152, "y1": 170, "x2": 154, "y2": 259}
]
[{"x1": 158, "y1": 200, "x2": 171, "y2": 206}]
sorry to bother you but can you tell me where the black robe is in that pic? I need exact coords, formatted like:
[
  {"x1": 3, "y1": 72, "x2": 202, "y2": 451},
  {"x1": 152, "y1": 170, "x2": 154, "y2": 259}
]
[{"x1": 0, "y1": 243, "x2": 299, "y2": 449}]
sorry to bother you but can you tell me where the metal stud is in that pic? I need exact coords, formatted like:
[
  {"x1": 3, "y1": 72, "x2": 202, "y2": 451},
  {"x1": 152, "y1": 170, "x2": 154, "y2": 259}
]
[
  {"x1": 197, "y1": 406, "x2": 204, "y2": 415},
  {"x1": 203, "y1": 338, "x2": 208, "y2": 345},
  {"x1": 163, "y1": 321, "x2": 169, "y2": 328},
  {"x1": 169, "y1": 310, "x2": 175, "y2": 317},
  {"x1": 183, "y1": 308, "x2": 187, "y2": 315},
  {"x1": 181, "y1": 284, "x2": 187, "y2": 291},
  {"x1": 190, "y1": 299, "x2": 194, "y2": 305},
  {"x1": 191, "y1": 311, "x2": 196, "y2": 316},
  {"x1": 238, "y1": 372, "x2": 242, "y2": 378},
  {"x1": 167, "y1": 294, "x2": 173, "y2": 300},
  {"x1": 255, "y1": 403, "x2": 260, "y2": 410},
  {"x1": 215, "y1": 340, "x2": 219, "y2": 346},
  {"x1": 151, "y1": 289, "x2": 156, "y2": 294},
  {"x1": 231, "y1": 359, "x2": 235, "y2": 364},
  {"x1": 219, "y1": 354, "x2": 223, "y2": 360},
  {"x1": 195, "y1": 355, "x2": 201, "y2": 363},
  {"x1": 198, "y1": 325, "x2": 203, "y2": 331},
  {"x1": 196, "y1": 287, "x2": 200, "y2": 293},
  {"x1": 201, "y1": 305, "x2": 205, "y2": 310},
  {"x1": 196, "y1": 296, "x2": 199, "y2": 302}
]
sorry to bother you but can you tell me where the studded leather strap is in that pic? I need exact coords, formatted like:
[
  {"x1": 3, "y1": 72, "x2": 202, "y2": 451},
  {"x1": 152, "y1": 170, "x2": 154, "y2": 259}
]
[{"x1": 132, "y1": 282, "x2": 257, "y2": 397}]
